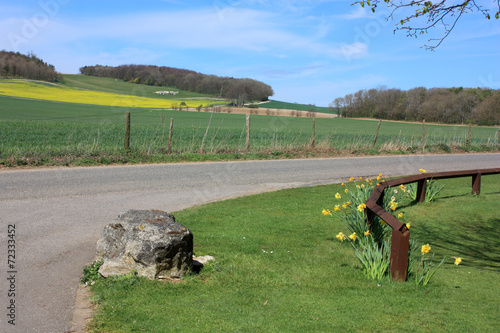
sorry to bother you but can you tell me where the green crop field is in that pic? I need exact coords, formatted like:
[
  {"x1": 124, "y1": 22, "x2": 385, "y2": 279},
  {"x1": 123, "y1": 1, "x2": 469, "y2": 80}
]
[
  {"x1": 59, "y1": 74, "x2": 216, "y2": 99},
  {"x1": 0, "y1": 76, "x2": 498, "y2": 167}
]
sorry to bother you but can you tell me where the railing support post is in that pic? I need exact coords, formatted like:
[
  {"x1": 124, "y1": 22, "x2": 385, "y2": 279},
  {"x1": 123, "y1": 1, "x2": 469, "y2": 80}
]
[
  {"x1": 472, "y1": 173, "x2": 481, "y2": 195},
  {"x1": 416, "y1": 179, "x2": 427, "y2": 203},
  {"x1": 390, "y1": 228, "x2": 410, "y2": 281}
]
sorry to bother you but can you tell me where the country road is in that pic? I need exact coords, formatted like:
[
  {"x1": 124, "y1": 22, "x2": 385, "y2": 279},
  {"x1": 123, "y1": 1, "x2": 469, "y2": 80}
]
[{"x1": 0, "y1": 153, "x2": 499, "y2": 332}]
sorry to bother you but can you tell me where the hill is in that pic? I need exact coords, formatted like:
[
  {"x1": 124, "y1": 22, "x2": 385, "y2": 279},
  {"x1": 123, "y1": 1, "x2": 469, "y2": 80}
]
[
  {"x1": 80, "y1": 64, "x2": 274, "y2": 106},
  {"x1": 0, "y1": 50, "x2": 59, "y2": 82}
]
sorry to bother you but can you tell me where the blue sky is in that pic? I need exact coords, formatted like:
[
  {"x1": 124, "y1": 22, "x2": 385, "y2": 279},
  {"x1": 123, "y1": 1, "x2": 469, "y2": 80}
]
[{"x1": 1, "y1": 0, "x2": 499, "y2": 106}]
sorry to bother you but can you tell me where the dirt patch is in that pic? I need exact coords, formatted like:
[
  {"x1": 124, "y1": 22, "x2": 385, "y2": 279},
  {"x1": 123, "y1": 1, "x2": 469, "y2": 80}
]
[{"x1": 176, "y1": 106, "x2": 337, "y2": 118}]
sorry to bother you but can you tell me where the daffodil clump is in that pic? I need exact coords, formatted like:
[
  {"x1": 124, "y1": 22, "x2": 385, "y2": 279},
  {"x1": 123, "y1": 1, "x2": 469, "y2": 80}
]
[
  {"x1": 406, "y1": 168, "x2": 445, "y2": 203},
  {"x1": 322, "y1": 173, "x2": 407, "y2": 280},
  {"x1": 323, "y1": 170, "x2": 462, "y2": 284},
  {"x1": 409, "y1": 242, "x2": 463, "y2": 287},
  {"x1": 325, "y1": 173, "x2": 406, "y2": 247}
]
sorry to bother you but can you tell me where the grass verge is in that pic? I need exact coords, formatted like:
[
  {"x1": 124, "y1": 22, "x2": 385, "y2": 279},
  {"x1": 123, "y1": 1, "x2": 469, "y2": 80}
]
[{"x1": 85, "y1": 175, "x2": 500, "y2": 332}]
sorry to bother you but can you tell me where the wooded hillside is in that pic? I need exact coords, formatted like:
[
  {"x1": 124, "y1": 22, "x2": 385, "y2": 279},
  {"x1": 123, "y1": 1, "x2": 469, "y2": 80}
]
[
  {"x1": 0, "y1": 50, "x2": 59, "y2": 82},
  {"x1": 80, "y1": 64, "x2": 274, "y2": 106},
  {"x1": 330, "y1": 87, "x2": 500, "y2": 126}
]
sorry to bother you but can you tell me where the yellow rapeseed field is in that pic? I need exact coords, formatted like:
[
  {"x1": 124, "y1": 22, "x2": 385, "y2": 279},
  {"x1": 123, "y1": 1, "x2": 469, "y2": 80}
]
[{"x1": 0, "y1": 80, "x2": 222, "y2": 108}]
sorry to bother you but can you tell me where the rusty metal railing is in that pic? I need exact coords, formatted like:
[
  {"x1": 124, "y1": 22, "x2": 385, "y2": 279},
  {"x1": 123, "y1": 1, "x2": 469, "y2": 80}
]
[{"x1": 364, "y1": 167, "x2": 500, "y2": 282}]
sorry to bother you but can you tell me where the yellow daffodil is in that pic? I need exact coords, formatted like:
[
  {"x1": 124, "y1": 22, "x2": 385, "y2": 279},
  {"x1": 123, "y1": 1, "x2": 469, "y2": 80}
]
[
  {"x1": 361, "y1": 184, "x2": 365, "y2": 188},
  {"x1": 421, "y1": 244, "x2": 431, "y2": 254},
  {"x1": 349, "y1": 232, "x2": 357, "y2": 241},
  {"x1": 346, "y1": 201, "x2": 351, "y2": 205},
  {"x1": 397, "y1": 213, "x2": 404, "y2": 219},
  {"x1": 322, "y1": 209, "x2": 332, "y2": 216},
  {"x1": 419, "y1": 168, "x2": 427, "y2": 173},
  {"x1": 344, "y1": 188, "x2": 349, "y2": 193},
  {"x1": 390, "y1": 202, "x2": 398, "y2": 211},
  {"x1": 357, "y1": 203, "x2": 366, "y2": 212},
  {"x1": 364, "y1": 230, "x2": 370, "y2": 236},
  {"x1": 399, "y1": 184, "x2": 405, "y2": 189},
  {"x1": 381, "y1": 220, "x2": 387, "y2": 225},
  {"x1": 454, "y1": 257, "x2": 462, "y2": 265},
  {"x1": 376, "y1": 176, "x2": 381, "y2": 181},
  {"x1": 349, "y1": 177, "x2": 355, "y2": 181},
  {"x1": 379, "y1": 173, "x2": 383, "y2": 177},
  {"x1": 334, "y1": 205, "x2": 341, "y2": 212},
  {"x1": 359, "y1": 176, "x2": 363, "y2": 180},
  {"x1": 342, "y1": 204, "x2": 347, "y2": 209},
  {"x1": 335, "y1": 193, "x2": 341, "y2": 199},
  {"x1": 356, "y1": 185, "x2": 361, "y2": 189},
  {"x1": 406, "y1": 223, "x2": 411, "y2": 229},
  {"x1": 336, "y1": 232, "x2": 346, "y2": 241},
  {"x1": 341, "y1": 183, "x2": 345, "y2": 186}
]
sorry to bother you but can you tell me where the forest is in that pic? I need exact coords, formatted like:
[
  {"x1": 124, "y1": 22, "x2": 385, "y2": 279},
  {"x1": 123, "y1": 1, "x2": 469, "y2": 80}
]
[
  {"x1": 80, "y1": 64, "x2": 274, "y2": 106},
  {"x1": 0, "y1": 50, "x2": 59, "y2": 82},
  {"x1": 330, "y1": 86, "x2": 500, "y2": 126}
]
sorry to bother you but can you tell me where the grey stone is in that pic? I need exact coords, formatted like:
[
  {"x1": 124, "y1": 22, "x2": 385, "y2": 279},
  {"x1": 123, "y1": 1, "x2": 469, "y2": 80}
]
[{"x1": 96, "y1": 210, "x2": 193, "y2": 279}]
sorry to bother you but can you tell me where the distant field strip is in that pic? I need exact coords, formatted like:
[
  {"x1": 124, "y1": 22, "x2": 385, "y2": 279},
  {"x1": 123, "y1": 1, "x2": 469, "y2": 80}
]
[{"x1": 0, "y1": 80, "x2": 223, "y2": 108}]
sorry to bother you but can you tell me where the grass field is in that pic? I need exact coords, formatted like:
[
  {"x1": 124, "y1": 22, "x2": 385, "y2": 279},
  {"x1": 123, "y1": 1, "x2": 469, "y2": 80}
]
[
  {"x1": 0, "y1": 76, "x2": 498, "y2": 167},
  {"x1": 1, "y1": 94, "x2": 499, "y2": 166},
  {"x1": 85, "y1": 174, "x2": 500, "y2": 332}
]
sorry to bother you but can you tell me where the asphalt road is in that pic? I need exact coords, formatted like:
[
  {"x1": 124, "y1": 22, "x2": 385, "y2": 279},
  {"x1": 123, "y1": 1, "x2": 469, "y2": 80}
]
[{"x1": 0, "y1": 153, "x2": 499, "y2": 332}]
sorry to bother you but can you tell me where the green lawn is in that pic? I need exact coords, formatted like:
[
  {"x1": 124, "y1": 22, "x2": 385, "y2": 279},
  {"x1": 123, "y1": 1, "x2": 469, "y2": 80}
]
[{"x1": 86, "y1": 175, "x2": 500, "y2": 332}]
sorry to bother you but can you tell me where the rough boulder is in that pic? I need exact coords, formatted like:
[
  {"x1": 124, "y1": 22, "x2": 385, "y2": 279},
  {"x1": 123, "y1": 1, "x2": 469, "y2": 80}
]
[{"x1": 96, "y1": 210, "x2": 193, "y2": 279}]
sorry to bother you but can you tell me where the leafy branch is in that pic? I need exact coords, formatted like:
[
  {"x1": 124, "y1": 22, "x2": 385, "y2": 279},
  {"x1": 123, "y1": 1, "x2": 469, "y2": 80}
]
[{"x1": 354, "y1": 0, "x2": 500, "y2": 50}]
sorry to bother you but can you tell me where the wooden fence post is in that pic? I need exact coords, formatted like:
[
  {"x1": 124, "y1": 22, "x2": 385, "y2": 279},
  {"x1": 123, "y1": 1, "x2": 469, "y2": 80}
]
[
  {"x1": 422, "y1": 119, "x2": 426, "y2": 152},
  {"x1": 310, "y1": 117, "x2": 315, "y2": 148},
  {"x1": 468, "y1": 124, "x2": 472, "y2": 145},
  {"x1": 245, "y1": 114, "x2": 250, "y2": 151},
  {"x1": 125, "y1": 112, "x2": 131, "y2": 150},
  {"x1": 200, "y1": 112, "x2": 213, "y2": 153},
  {"x1": 168, "y1": 118, "x2": 174, "y2": 154},
  {"x1": 372, "y1": 119, "x2": 382, "y2": 148}
]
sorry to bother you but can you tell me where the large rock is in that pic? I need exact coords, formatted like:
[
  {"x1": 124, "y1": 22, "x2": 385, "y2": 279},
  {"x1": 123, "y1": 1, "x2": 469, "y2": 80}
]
[{"x1": 96, "y1": 210, "x2": 193, "y2": 279}]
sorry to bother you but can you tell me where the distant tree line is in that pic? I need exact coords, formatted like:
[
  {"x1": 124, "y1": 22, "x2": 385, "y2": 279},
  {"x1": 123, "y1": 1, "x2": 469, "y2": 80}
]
[
  {"x1": 80, "y1": 64, "x2": 274, "y2": 106},
  {"x1": 0, "y1": 50, "x2": 59, "y2": 82},
  {"x1": 330, "y1": 86, "x2": 500, "y2": 126}
]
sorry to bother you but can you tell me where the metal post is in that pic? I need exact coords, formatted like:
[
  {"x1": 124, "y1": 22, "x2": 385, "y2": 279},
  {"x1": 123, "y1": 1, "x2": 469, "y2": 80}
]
[
  {"x1": 390, "y1": 228, "x2": 410, "y2": 281},
  {"x1": 472, "y1": 173, "x2": 481, "y2": 195},
  {"x1": 416, "y1": 179, "x2": 427, "y2": 202}
]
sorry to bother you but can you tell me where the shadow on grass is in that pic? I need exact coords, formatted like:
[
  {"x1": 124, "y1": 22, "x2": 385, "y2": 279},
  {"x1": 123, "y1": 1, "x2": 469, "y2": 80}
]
[{"x1": 415, "y1": 216, "x2": 500, "y2": 271}]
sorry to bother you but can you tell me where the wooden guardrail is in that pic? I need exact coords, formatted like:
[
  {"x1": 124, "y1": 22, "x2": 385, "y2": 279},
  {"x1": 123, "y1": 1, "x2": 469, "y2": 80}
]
[{"x1": 364, "y1": 167, "x2": 500, "y2": 281}]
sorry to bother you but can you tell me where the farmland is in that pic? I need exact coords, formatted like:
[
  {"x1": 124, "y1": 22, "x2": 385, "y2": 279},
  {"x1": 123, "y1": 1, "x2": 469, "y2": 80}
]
[
  {"x1": 0, "y1": 76, "x2": 499, "y2": 167},
  {"x1": 0, "y1": 79, "x2": 226, "y2": 109}
]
